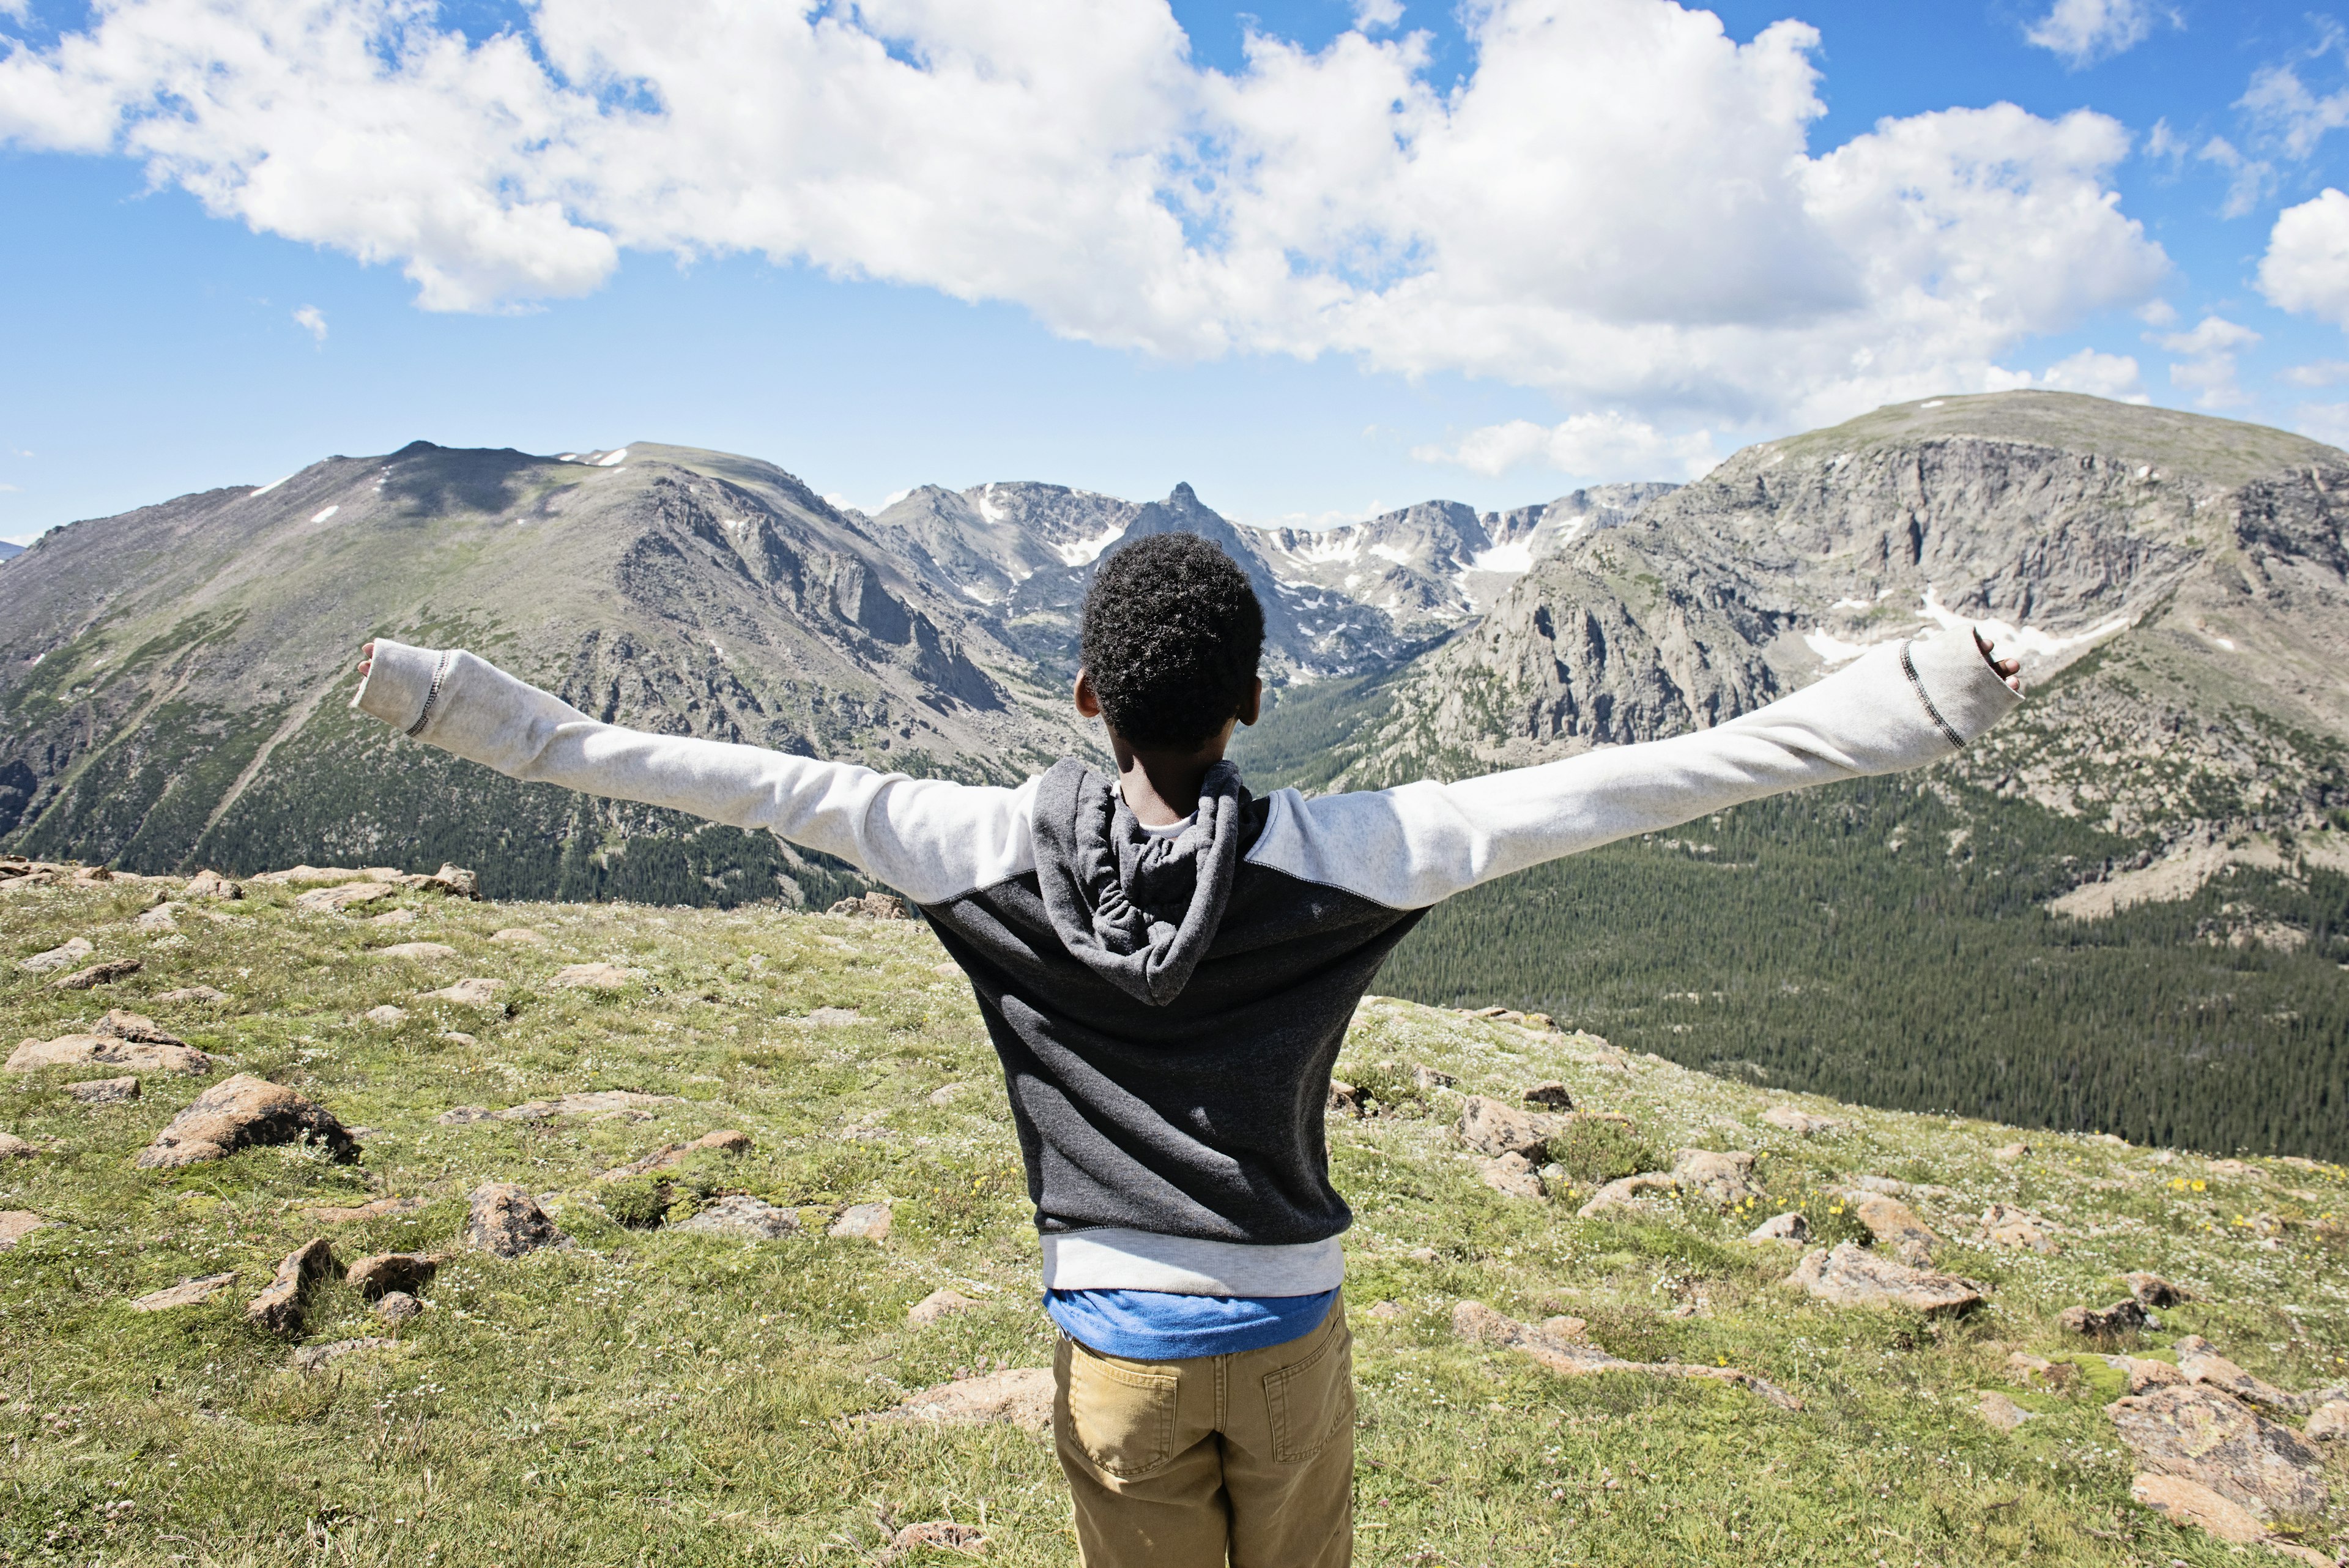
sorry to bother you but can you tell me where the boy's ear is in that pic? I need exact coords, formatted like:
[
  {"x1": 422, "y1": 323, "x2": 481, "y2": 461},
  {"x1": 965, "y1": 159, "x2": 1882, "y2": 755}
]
[
  {"x1": 1073, "y1": 669, "x2": 1104, "y2": 719},
  {"x1": 1238, "y1": 676, "x2": 1263, "y2": 728}
]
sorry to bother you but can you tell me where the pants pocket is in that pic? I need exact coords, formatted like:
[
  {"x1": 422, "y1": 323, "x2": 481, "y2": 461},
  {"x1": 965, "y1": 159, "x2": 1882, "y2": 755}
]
[
  {"x1": 1061, "y1": 1336, "x2": 1181, "y2": 1480},
  {"x1": 1261, "y1": 1307, "x2": 1354, "y2": 1465}
]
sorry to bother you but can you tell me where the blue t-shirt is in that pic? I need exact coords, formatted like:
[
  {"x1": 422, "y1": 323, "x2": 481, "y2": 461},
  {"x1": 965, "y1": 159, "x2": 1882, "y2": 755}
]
[{"x1": 1047, "y1": 1287, "x2": 1337, "y2": 1361}]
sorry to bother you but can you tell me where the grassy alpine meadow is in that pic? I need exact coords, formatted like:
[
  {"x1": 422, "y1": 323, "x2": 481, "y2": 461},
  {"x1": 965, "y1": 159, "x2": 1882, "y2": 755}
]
[{"x1": 0, "y1": 872, "x2": 2344, "y2": 1567}]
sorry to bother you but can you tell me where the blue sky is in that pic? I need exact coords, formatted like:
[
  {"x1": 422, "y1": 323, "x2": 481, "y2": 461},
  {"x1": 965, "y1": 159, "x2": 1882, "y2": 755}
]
[{"x1": 6, "y1": 0, "x2": 2349, "y2": 543}]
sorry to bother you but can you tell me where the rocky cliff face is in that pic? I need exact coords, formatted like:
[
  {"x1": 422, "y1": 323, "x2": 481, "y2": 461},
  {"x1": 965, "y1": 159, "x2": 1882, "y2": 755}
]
[{"x1": 1315, "y1": 393, "x2": 2349, "y2": 852}]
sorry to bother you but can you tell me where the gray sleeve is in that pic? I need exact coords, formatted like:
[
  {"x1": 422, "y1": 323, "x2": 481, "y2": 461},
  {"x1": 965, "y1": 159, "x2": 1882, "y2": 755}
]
[
  {"x1": 352, "y1": 638, "x2": 1037, "y2": 904},
  {"x1": 1244, "y1": 631, "x2": 2022, "y2": 909}
]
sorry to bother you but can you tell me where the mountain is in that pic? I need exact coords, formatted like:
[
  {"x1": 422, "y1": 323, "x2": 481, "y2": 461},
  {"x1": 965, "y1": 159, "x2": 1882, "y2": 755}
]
[
  {"x1": 0, "y1": 440, "x2": 1098, "y2": 904},
  {"x1": 0, "y1": 540, "x2": 23, "y2": 563}
]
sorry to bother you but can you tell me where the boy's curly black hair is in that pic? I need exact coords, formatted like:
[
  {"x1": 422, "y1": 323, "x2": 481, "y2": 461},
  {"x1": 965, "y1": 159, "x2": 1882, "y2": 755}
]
[{"x1": 1081, "y1": 532, "x2": 1264, "y2": 750}]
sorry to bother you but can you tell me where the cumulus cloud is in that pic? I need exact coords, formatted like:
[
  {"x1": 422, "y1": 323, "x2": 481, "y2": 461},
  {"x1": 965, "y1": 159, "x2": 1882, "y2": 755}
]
[
  {"x1": 2280, "y1": 359, "x2": 2349, "y2": 387},
  {"x1": 0, "y1": 0, "x2": 2167, "y2": 428},
  {"x1": 2025, "y1": 0, "x2": 2173, "y2": 69},
  {"x1": 2194, "y1": 137, "x2": 2273, "y2": 220},
  {"x1": 2028, "y1": 347, "x2": 2147, "y2": 400},
  {"x1": 2258, "y1": 188, "x2": 2349, "y2": 327},
  {"x1": 2241, "y1": 54, "x2": 2349, "y2": 162},
  {"x1": 292, "y1": 304, "x2": 326, "y2": 343},
  {"x1": 2152, "y1": 316, "x2": 2260, "y2": 409},
  {"x1": 1412, "y1": 412, "x2": 1720, "y2": 481}
]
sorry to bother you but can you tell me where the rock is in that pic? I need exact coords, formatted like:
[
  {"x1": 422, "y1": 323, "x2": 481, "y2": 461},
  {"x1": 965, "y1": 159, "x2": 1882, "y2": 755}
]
[
  {"x1": 1978, "y1": 1391, "x2": 2036, "y2": 1432},
  {"x1": 927, "y1": 1081, "x2": 971, "y2": 1106},
  {"x1": 1672, "y1": 1149, "x2": 1760, "y2": 1208},
  {"x1": 603, "y1": 1128, "x2": 752, "y2": 1178},
  {"x1": 2113, "y1": 1356, "x2": 2189, "y2": 1393},
  {"x1": 182, "y1": 870, "x2": 240, "y2": 900},
  {"x1": 1788, "y1": 1243, "x2": 1984, "y2": 1315},
  {"x1": 345, "y1": 1252, "x2": 439, "y2": 1300},
  {"x1": 246, "y1": 1239, "x2": 340, "y2": 1336},
  {"x1": 374, "y1": 942, "x2": 457, "y2": 961},
  {"x1": 291, "y1": 1337, "x2": 398, "y2": 1372},
  {"x1": 2176, "y1": 1337, "x2": 2308, "y2": 1414},
  {"x1": 830, "y1": 1201, "x2": 892, "y2": 1241},
  {"x1": 423, "y1": 864, "x2": 480, "y2": 899},
  {"x1": 1456, "y1": 1095, "x2": 1556, "y2": 1160},
  {"x1": 369, "y1": 908, "x2": 419, "y2": 927},
  {"x1": 2126, "y1": 1271, "x2": 2191, "y2": 1307},
  {"x1": 863, "y1": 1368, "x2": 1054, "y2": 1434},
  {"x1": 437, "y1": 1105, "x2": 495, "y2": 1124},
  {"x1": 137, "y1": 903, "x2": 180, "y2": 931},
  {"x1": 803, "y1": 1007, "x2": 864, "y2": 1027},
  {"x1": 421, "y1": 978, "x2": 503, "y2": 1007},
  {"x1": 1524, "y1": 1081, "x2": 1575, "y2": 1109},
  {"x1": 464, "y1": 1184, "x2": 567, "y2": 1257},
  {"x1": 1326, "y1": 1079, "x2": 1363, "y2": 1116},
  {"x1": 376, "y1": 1291, "x2": 423, "y2": 1326},
  {"x1": 1748, "y1": 1211, "x2": 1810, "y2": 1244},
  {"x1": 2107, "y1": 1383, "x2": 2328, "y2": 1520},
  {"x1": 1479, "y1": 1152, "x2": 1546, "y2": 1200},
  {"x1": 1406, "y1": 1247, "x2": 1439, "y2": 1263},
  {"x1": 1367, "y1": 1299, "x2": 1404, "y2": 1321},
  {"x1": 2305, "y1": 1401, "x2": 2349, "y2": 1441},
  {"x1": 128, "y1": 1273, "x2": 237, "y2": 1312},
  {"x1": 51, "y1": 959, "x2": 141, "y2": 991},
  {"x1": 2129, "y1": 1473, "x2": 2271, "y2": 1547},
  {"x1": 1450, "y1": 1300, "x2": 1799, "y2": 1410},
  {"x1": 1847, "y1": 1194, "x2": 1938, "y2": 1266},
  {"x1": 673, "y1": 1195, "x2": 801, "y2": 1239},
  {"x1": 294, "y1": 882, "x2": 397, "y2": 913},
  {"x1": 1389, "y1": 1061, "x2": 1457, "y2": 1091},
  {"x1": 2008, "y1": 1351, "x2": 2069, "y2": 1388},
  {"x1": 364, "y1": 1006, "x2": 409, "y2": 1025},
  {"x1": 489, "y1": 927, "x2": 545, "y2": 945},
  {"x1": 0, "y1": 1132, "x2": 35, "y2": 1159},
  {"x1": 881, "y1": 1522, "x2": 985, "y2": 1559},
  {"x1": 2060, "y1": 1299, "x2": 2153, "y2": 1338},
  {"x1": 18, "y1": 937, "x2": 94, "y2": 972},
  {"x1": 299, "y1": 1195, "x2": 426, "y2": 1224},
  {"x1": 0, "y1": 1211, "x2": 45, "y2": 1250},
  {"x1": 439, "y1": 1031, "x2": 477, "y2": 1046},
  {"x1": 552, "y1": 962, "x2": 636, "y2": 990},
  {"x1": 136, "y1": 1074, "x2": 357, "y2": 1168},
  {"x1": 828, "y1": 891, "x2": 910, "y2": 920},
  {"x1": 1980, "y1": 1203, "x2": 2058, "y2": 1254},
  {"x1": 1575, "y1": 1172, "x2": 1679, "y2": 1217},
  {"x1": 1762, "y1": 1105, "x2": 1840, "y2": 1135},
  {"x1": 151, "y1": 986, "x2": 229, "y2": 1004},
  {"x1": 908, "y1": 1288, "x2": 982, "y2": 1326},
  {"x1": 68, "y1": 1076, "x2": 139, "y2": 1105},
  {"x1": 7, "y1": 1033, "x2": 225, "y2": 1076},
  {"x1": 92, "y1": 1010, "x2": 186, "y2": 1046},
  {"x1": 1848, "y1": 1175, "x2": 1911, "y2": 1195}
]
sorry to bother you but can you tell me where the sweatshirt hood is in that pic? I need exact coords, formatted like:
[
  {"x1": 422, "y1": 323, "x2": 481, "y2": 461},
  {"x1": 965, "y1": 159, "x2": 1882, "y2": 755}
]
[{"x1": 1033, "y1": 757, "x2": 1246, "y2": 1007}]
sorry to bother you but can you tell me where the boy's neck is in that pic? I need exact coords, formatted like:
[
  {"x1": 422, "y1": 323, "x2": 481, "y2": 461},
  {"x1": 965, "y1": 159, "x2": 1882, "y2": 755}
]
[{"x1": 1110, "y1": 729, "x2": 1233, "y2": 827}]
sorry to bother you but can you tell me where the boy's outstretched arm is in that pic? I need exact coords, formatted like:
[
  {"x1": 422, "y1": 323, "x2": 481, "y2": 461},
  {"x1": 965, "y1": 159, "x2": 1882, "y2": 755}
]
[
  {"x1": 1245, "y1": 629, "x2": 2025, "y2": 910},
  {"x1": 350, "y1": 639, "x2": 1034, "y2": 904}
]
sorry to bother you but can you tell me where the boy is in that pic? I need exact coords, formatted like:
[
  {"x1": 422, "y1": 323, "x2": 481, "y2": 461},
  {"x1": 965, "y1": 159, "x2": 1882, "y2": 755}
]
[{"x1": 353, "y1": 531, "x2": 2022, "y2": 1567}]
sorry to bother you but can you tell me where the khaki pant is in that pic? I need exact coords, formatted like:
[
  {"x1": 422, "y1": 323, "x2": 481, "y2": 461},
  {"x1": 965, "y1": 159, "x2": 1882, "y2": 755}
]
[{"x1": 1053, "y1": 1295, "x2": 1353, "y2": 1568}]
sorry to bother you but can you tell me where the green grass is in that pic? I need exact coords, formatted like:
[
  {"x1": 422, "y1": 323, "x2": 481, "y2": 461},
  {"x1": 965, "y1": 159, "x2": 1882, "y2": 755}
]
[{"x1": 1, "y1": 880, "x2": 2343, "y2": 1565}]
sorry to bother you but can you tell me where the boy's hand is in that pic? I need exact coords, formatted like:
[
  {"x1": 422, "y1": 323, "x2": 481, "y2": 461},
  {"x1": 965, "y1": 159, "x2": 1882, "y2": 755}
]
[
  {"x1": 356, "y1": 640, "x2": 374, "y2": 678},
  {"x1": 1973, "y1": 629, "x2": 2023, "y2": 694}
]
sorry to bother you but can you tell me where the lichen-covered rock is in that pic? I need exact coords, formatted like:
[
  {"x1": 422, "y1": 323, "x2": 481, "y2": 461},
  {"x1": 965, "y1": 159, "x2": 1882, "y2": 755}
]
[
  {"x1": 345, "y1": 1252, "x2": 439, "y2": 1300},
  {"x1": 2060, "y1": 1298, "x2": 2153, "y2": 1338},
  {"x1": 246, "y1": 1239, "x2": 339, "y2": 1336},
  {"x1": 18, "y1": 937, "x2": 94, "y2": 973},
  {"x1": 182, "y1": 870, "x2": 241, "y2": 900},
  {"x1": 129, "y1": 1272, "x2": 237, "y2": 1312},
  {"x1": 908, "y1": 1288, "x2": 982, "y2": 1327},
  {"x1": 50, "y1": 958, "x2": 141, "y2": 991},
  {"x1": 1748, "y1": 1211, "x2": 1810, "y2": 1244},
  {"x1": 421, "y1": 978, "x2": 503, "y2": 1007},
  {"x1": 2107, "y1": 1383, "x2": 2328, "y2": 1520},
  {"x1": 828, "y1": 891, "x2": 909, "y2": 919},
  {"x1": 830, "y1": 1201, "x2": 892, "y2": 1241},
  {"x1": 1326, "y1": 1080, "x2": 1364, "y2": 1117},
  {"x1": 1980, "y1": 1203, "x2": 2058, "y2": 1254},
  {"x1": 863, "y1": 1368, "x2": 1053, "y2": 1434},
  {"x1": 2174, "y1": 1336, "x2": 2307, "y2": 1414},
  {"x1": 2305, "y1": 1401, "x2": 2349, "y2": 1442},
  {"x1": 7, "y1": 1033, "x2": 225, "y2": 1076},
  {"x1": 2129, "y1": 1473, "x2": 2269, "y2": 1545},
  {"x1": 1456, "y1": 1095, "x2": 1556, "y2": 1159},
  {"x1": 673, "y1": 1196, "x2": 800, "y2": 1239},
  {"x1": 2126, "y1": 1272, "x2": 2191, "y2": 1307},
  {"x1": 294, "y1": 881, "x2": 396, "y2": 913},
  {"x1": 463, "y1": 1183, "x2": 566, "y2": 1257},
  {"x1": 1672, "y1": 1148, "x2": 1759, "y2": 1208},
  {"x1": 0, "y1": 1132, "x2": 35, "y2": 1160},
  {"x1": 0, "y1": 1212, "x2": 48, "y2": 1250},
  {"x1": 1787, "y1": 1243, "x2": 1984, "y2": 1315},
  {"x1": 67, "y1": 1076, "x2": 139, "y2": 1105},
  {"x1": 1762, "y1": 1105, "x2": 1839, "y2": 1135},
  {"x1": 374, "y1": 942, "x2": 458, "y2": 962},
  {"x1": 1575, "y1": 1172, "x2": 1679, "y2": 1217},
  {"x1": 376, "y1": 1291, "x2": 423, "y2": 1326},
  {"x1": 602, "y1": 1128, "x2": 752, "y2": 1180},
  {"x1": 1478, "y1": 1152, "x2": 1545, "y2": 1200},
  {"x1": 552, "y1": 962, "x2": 636, "y2": 990},
  {"x1": 1846, "y1": 1194, "x2": 1938, "y2": 1266},
  {"x1": 1524, "y1": 1081, "x2": 1575, "y2": 1109},
  {"x1": 1451, "y1": 1299, "x2": 1798, "y2": 1409},
  {"x1": 1978, "y1": 1391, "x2": 2036, "y2": 1432},
  {"x1": 135, "y1": 1074, "x2": 357, "y2": 1168}
]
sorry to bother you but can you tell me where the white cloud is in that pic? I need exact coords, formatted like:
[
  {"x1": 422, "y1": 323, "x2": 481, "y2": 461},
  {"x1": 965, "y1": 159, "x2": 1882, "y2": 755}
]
[
  {"x1": 2136, "y1": 298, "x2": 2178, "y2": 327},
  {"x1": 0, "y1": 0, "x2": 2168, "y2": 430},
  {"x1": 2293, "y1": 401, "x2": 2349, "y2": 448},
  {"x1": 2152, "y1": 316, "x2": 2260, "y2": 409},
  {"x1": 1412, "y1": 412, "x2": 1719, "y2": 481},
  {"x1": 2025, "y1": 0, "x2": 2172, "y2": 69},
  {"x1": 2280, "y1": 359, "x2": 2349, "y2": 387},
  {"x1": 2194, "y1": 137, "x2": 2273, "y2": 220},
  {"x1": 1353, "y1": 0, "x2": 1406, "y2": 32},
  {"x1": 2241, "y1": 58, "x2": 2349, "y2": 162},
  {"x1": 2031, "y1": 347, "x2": 2147, "y2": 400},
  {"x1": 292, "y1": 303, "x2": 326, "y2": 343},
  {"x1": 2260, "y1": 188, "x2": 2349, "y2": 327}
]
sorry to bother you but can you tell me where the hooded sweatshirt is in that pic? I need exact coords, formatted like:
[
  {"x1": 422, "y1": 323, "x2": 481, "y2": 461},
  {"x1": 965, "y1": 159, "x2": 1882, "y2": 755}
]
[{"x1": 354, "y1": 632, "x2": 2019, "y2": 1317}]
